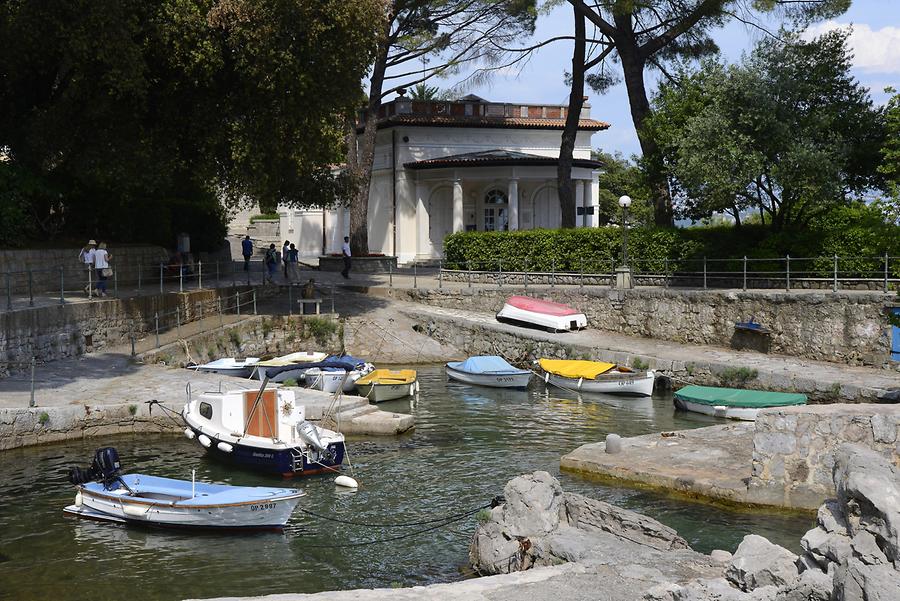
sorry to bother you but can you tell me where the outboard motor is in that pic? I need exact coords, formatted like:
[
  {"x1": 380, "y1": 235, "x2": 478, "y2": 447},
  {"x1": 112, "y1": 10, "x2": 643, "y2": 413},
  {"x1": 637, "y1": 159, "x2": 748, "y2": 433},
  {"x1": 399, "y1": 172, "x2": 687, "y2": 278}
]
[
  {"x1": 68, "y1": 447, "x2": 124, "y2": 489},
  {"x1": 295, "y1": 421, "x2": 334, "y2": 462}
]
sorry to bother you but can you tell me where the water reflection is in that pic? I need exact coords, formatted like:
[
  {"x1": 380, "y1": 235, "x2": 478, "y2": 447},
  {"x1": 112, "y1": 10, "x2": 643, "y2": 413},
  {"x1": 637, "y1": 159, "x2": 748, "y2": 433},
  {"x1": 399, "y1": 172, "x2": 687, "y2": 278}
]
[{"x1": 0, "y1": 366, "x2": 813, "y2": 600}]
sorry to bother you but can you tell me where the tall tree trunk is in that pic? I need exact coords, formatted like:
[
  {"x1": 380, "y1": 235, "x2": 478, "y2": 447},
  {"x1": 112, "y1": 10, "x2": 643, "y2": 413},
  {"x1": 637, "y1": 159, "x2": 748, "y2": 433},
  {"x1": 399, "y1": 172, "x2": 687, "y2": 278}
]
[
  {"x1": 557, "y1": 8, "x2": 586, "y2": 229},
  {"x1": 614, "y1": 17, "x2": 673, "y2": 227},
  {"x1": 349, "y1": 28, "x2": 391, "y2": 256}
]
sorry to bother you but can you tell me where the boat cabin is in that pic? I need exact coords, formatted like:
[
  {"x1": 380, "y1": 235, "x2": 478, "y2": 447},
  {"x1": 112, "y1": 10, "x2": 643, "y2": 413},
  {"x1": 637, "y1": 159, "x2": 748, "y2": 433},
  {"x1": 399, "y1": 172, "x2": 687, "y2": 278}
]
[{"x1": 191, "y1": 389, "x2": 304, "y2": 441}]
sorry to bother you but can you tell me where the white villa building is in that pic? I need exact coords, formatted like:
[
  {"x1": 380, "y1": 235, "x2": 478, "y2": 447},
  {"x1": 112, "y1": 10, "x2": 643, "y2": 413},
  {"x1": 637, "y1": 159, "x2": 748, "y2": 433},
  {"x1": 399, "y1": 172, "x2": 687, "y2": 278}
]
[{"x1": 278, "y1": 95, "x2": 608, "y2": 263}]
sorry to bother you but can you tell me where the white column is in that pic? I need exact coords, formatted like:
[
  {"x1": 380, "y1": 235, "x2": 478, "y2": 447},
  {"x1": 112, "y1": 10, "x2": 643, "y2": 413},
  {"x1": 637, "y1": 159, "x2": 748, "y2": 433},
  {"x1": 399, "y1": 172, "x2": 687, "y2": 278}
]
[
  {"x1": 507, "y1": 178, "x2": 519, "y2": 231},
  {"x1": 575, "y1": 180, "x2": 585, "y2": 228},
  {"x1": 332, "y1": 205, "x2": 345, "y2": 251},
  {"x1": 589, "y1": 173, "x2": 600, "y2": 227},
  {"x1": 452, "y1": 177, "x2": 463, "y2": 233},
  {"x1": 416, "y1": 181, "x2": 429, "y2": 257}
]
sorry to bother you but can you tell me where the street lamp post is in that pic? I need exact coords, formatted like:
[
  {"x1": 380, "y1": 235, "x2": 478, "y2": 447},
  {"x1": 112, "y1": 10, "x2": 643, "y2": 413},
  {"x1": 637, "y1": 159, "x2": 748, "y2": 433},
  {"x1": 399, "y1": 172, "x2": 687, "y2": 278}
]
[{"x1": 616, "y1": 195, "x2": 633, "y2": 289}]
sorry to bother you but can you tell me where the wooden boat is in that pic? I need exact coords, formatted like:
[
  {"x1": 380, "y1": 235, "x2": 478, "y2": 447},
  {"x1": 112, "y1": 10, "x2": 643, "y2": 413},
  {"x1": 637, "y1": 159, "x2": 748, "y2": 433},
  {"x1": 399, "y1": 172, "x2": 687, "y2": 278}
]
[
  {"x1": 674, "y1": 385, "x2": 807, "y2": 421},
  {"x1": 446, "y1": 356, "x2": 532, "y2": 389},
  {"x1": 64, "y1": 448, "x2": 304, "y2": 531},
  {"x1": 304, "y1": 355, "x2": 374, "y2": 393},
  {"x1": 538, "y1": 359, "x2": 655, "y2": 396},
  {"x1": 182, "y1": 386, "x2": 345, "y2": 477},
  {"x1": 251, "y1": 351, "x2": 328, "y2": 382},
  {"x1": 496, "y1": 295, "x2": 587, "y2": 332},
  {"x1": 190, "y1": 357, "x2": 260, "y2": 379},
  {"x1": 354, "y1": 369, "x2": 418, "y2": 403}
]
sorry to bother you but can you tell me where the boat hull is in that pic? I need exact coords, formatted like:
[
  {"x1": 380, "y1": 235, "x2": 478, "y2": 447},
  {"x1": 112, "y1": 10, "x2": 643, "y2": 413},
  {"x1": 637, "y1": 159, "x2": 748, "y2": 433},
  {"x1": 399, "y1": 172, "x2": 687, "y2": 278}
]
[
  {"x1": 191, "y1": 358, "x2": 260, "y2": 379},
  {"x1": 673, "y1": 397, "x2": 759, "y2": 421},
  {"x1": 446, "y1": 365, "x2": 532, "y2": 389},
  {"x1": 186, "y1": 424, "x2": 345, "y2": 477},
  {"x1": 546, "y1": 371, "x2": 655, "y2": 396},
  {"x1": 496, "y1": 301, "x2": 587, "y2": 332},
  {"x1": 355, "y1": 382, "x2": 417, "y2": 403},
  {"x1": 305, "y1": 368, "x2": 370, "y2": 393}
]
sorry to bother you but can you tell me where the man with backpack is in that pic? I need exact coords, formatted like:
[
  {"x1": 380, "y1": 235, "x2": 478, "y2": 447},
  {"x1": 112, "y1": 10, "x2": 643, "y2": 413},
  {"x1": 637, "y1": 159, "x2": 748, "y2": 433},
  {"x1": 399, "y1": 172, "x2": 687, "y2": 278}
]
[{"x1": 264, "y1": 243, "x2": 278, "y2": 283}]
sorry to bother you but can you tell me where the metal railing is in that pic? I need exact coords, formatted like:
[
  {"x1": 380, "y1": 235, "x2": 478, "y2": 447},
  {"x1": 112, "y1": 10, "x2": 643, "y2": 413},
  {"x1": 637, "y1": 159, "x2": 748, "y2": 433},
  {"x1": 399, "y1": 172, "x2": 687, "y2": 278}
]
[{"x1": 438, "y1": 253, "x2": 900, "y2": 293}]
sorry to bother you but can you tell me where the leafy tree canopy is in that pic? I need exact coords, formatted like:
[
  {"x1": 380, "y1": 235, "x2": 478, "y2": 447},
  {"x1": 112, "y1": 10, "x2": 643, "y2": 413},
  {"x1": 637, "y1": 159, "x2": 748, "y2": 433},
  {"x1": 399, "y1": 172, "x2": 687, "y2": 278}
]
[
  {"x1": 646, "y1": 30, "x2": 884, "y2": 231},
  {"x1": 592, "y1": 151, "x2": 654, "y2": 226},
  {"x1": 0, "y1": 0, "x2": 382, "y2": 248},
  {"x1": 878, "y1": 87, "x2": 900, "y2": 221}
]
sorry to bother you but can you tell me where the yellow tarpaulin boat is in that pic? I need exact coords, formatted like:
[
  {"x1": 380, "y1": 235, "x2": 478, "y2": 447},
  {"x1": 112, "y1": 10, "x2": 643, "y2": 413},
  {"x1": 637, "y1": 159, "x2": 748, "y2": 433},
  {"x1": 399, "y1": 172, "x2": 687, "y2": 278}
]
[
  {"x1": 538, "y1": 358, "x2": 655, "y2": 396},
  {"x1": 355, "y1": 369, "x2": 418, "y2": 403}
]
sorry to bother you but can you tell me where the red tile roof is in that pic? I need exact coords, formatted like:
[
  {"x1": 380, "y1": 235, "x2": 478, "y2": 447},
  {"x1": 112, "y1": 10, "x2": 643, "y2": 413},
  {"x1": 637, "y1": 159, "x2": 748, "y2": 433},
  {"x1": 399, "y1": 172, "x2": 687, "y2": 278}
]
[{"x1": 375, "y1": 114, "x2": 610, "y2": 131}]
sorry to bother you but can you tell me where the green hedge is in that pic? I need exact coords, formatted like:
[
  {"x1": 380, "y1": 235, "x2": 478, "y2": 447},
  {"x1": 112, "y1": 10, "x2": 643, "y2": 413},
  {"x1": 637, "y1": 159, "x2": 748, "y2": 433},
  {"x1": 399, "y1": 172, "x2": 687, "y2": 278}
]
[{"x1": 443, "y1": 221, "x2": 900, "y2": 277}]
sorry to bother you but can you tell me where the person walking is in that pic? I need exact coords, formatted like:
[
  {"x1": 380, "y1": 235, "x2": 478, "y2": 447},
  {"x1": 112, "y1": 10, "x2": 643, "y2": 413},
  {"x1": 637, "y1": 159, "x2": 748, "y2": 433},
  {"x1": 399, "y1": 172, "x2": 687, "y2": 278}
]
[
  {"x1": 341, "y1": 236, "x2": 352, "y2": 279},
  {"x1": 79, "y1": 240, "x2": 96, "y2": 295},
  {"x1": 241, "y1": 235, "x2": 253, "y2": 271},
  {"x1": 93, "y1": 242, "x2": 111, "y2": 297},
  {"x1": 288, "y1": 243, "x2": 300, "y2": 283},
  {"x1": 282, "y1": 240, "x2": 290, "y2": 279},
  {"x1": 264, "y1": 244, "x2": 278, "y2": 283}
]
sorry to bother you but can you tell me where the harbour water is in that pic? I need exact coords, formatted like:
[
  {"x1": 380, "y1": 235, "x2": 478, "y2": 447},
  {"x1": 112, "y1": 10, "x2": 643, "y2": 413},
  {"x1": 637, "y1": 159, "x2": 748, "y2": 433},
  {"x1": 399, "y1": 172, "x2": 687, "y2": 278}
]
[{"x1": 0, "y1": 366, "x2": 813, "y2": 600}]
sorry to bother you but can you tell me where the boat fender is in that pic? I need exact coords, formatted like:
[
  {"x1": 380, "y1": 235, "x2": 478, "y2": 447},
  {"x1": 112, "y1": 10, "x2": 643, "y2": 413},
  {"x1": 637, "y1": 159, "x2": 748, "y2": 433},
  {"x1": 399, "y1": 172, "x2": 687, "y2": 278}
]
[
  {"x1": 184, "y1": 428, "x2": 195, "y2": 440},
  {"x1": 216, "y1": 442, "x2": 234, "y2": 453},
  {"x1": 123, "y1": 504, "x2": 149, "y2": 518},
  {"x1": 577, "y1": 377, "x2": 583, "y2": 391},
  {"x1": 197, "y1": 434, "x2": 212, "y2": 448},
  {"x1": 334, "y1": 475, "x2": 358, "y2": 489},
  {"x1": 414, "y1": 380, "x2": 420, "y2": 394},
  {"x1": 544, "y1": 372, "x2": 549, "y2": 383},
  {"x1": 74, "y1": 492, "x2": 83, "y2": 507}
]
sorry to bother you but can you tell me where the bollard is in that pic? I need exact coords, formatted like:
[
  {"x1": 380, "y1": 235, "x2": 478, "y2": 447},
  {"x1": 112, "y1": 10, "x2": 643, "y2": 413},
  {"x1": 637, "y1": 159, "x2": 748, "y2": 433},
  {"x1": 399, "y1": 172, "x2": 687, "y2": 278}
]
[
  {"x1": 159, "y1": 263, "x2": 164, "y2": 294},
  {"x1": 833, "y1": 254, "x2": 838, "y2": 293},
  {"x1": 786, "y1": 255, "x2": 791, "y2": 291},
  {"x1": 605, "y1": 433, "x2": 622, "y2": 454},
  {"x1": 253, "y1": 289, "x2": 257, "y2": 314},
  {"x1": 288, "y1": 283, "x2": 293, "y2": 316},
  {"x1": 198, "y1": 261, "x2": 202, "y2": 290},
  {"x1": 885, "y1": 252, "x2": 890, "y2": 294},
  {"x1": 155, "y1": 312, "x2": 160, "y2": 348},
  {"x1": 60, "y1": 267, "x2": 65, "y2": 304},
  {"x1": 28, "y1": 269, "x2": 33, "y2": 306},
  {"x1": 179, "y1": 267, "x2": 183, "y2": 293},
  {"x1": 438, "y1": 260, "x2": 443, "y2": 289},
  {"x1": 413, "y1": 262, "x2": 417, "y2": 289},
  {"x1": 30, "y1": 357, "x2": 36, "y2": 407},
  {"x1": 742, "y1": 256, "x2": 747, "y2": 291},
  {"x1": 703, "y1": 256, "x2": 707, "y2": 290}
]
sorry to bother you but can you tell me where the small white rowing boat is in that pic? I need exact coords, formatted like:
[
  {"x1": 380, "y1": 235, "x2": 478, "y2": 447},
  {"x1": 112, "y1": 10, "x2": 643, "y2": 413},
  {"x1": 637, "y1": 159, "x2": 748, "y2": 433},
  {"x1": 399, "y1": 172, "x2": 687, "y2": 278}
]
[
  {"x1": 539, "y1": 359, "x2": 655, "y2": 396},
  {"x1": 446, "y1": 356, "x2": 532, "y2": 389},
  {"x1": 64, "y1": 448, "x2": 305, "y2": 531},
  {"x1": 496, "y1": 295, "x2": 587, "y2": 332},
  {"x1": 354, "y1": 369, "x2": 418, "y2": 403},
  {"x1": 190, "y1": 357, "x2": 260, "y2": 378},
  {"x1": 252, "y1": 351, "x2": 328, "y2": 382}
]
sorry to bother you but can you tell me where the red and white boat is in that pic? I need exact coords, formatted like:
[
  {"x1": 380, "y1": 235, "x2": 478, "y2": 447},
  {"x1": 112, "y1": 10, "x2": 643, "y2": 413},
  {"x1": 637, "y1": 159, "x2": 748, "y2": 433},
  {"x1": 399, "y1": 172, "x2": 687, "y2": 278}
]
[{"x1": 496, "y1": 295, "x2": 587, "y2": 332}]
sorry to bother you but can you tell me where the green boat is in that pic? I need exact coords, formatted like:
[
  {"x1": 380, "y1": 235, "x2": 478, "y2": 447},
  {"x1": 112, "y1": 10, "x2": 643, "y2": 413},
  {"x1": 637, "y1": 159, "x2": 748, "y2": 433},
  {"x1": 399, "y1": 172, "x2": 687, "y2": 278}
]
[{"x1": 673, "y1": 385, "x2": 807, "y2": 421}]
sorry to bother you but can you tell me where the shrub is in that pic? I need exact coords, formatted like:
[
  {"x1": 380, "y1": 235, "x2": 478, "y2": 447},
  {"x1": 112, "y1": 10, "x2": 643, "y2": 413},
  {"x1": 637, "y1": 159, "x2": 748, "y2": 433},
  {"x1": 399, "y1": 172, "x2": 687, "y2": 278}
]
[
  {"x1": 128, "y1": 404, "x2": 138, "y2": 416},
  {"x1": 304, "y1": 318, "x2": 338, "y2": 347},
  {"x1": 228, "y1": 331, "x2": 242, "y2": 347},
  {"x1": 631, "y1": 357, "x2": 649, "y2": 371},
  {"x1": 718, "y1": 366, "x2": 758, "y2": 386},
  {"x1": 38, "y1": 411, "x2": 50, "y2": 425},
  {"x1": 282, "y1": 378, "x2": 298, "y2": 387},
  {"x1": 249, "y1": 212, "x2": 280, "y2": 222}
]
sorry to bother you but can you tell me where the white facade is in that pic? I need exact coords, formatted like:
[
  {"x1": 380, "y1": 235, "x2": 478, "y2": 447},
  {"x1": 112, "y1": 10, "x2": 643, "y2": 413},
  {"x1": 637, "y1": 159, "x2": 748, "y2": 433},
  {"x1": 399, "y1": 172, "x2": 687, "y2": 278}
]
[{"x1": 278, "y1": 99, "x2": 606, "y2": 263}]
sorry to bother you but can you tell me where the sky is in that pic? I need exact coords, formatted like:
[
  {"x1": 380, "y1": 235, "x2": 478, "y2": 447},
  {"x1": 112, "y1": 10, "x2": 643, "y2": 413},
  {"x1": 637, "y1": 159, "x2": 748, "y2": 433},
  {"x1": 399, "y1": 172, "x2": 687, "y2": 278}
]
[{"x1": 416, "y1": 0, "x2": 900, "y2": 159}]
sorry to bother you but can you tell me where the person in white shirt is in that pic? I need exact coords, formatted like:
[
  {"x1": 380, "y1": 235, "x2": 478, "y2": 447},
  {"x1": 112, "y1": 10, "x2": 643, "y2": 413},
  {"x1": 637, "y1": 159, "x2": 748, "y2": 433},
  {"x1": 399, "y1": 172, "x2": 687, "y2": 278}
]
[
  {"x1": 78, "y1": 240, "x2": 96, "y2": 294},
  {"x1": 93, "y1": 242, "x2": 111, "y2": 297},
  {"x1": 341, "y1": 236, "x2": 351, "y2": 279}
]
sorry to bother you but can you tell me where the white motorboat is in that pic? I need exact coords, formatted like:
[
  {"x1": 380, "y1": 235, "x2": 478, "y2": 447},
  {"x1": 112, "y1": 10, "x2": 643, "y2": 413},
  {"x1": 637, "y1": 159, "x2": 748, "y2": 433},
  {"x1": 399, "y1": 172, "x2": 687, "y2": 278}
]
[
  {"x1": 496, "y1": 295, "x2": 587, "y2": 332},
  {"x1": 354, "y1": 369, "x2": 418, "y2": 403},
  {"x1": 181, "y1": 386, "x2": 345, "y2": 477},
  {"x1": 305, "y1": 366, "x2": 374, "y2": 393},
  {"x1": 64, "y1": 448, "x2": 305, "y2": 531},
  {"x1": 539, "y1": 359, "x2": 655, "y2": 396},
  {"x1": 445, "y1": 356, "x2": 532, "y2": 389},
  {"x1": 251, "y1": 351, "x2": 328, "y2": 382},
  {"x1": 673, "y1": 385, "x2": 807, "y2": 421},
  {"x1": 190, "y1": 357, "x2": 260, "y2": 378}
]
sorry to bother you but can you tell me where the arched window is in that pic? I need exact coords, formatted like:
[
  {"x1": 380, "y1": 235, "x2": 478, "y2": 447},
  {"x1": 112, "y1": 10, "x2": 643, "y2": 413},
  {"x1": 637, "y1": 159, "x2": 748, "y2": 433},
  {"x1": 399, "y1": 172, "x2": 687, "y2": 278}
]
[{"x1": 483, "y1": 189, "x2": 509, "y2": 231}]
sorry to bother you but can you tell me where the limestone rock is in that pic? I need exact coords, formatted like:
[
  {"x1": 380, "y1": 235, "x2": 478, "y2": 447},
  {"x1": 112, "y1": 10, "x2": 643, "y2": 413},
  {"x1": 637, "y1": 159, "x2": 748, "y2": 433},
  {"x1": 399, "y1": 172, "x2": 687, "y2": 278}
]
[
  {"x1": 563, "y1": 492, "x2": 689, "y2": 551},
  {"x1": 832, "y1": 557, "x2": 900, "y2": 601},
  {"x1": 711, "y1": 550, "x2": 734, "y2": 563},
  {"x1": 817, "y1": 500, "x2": 848, "y2": 535},
  {"x1": 497, "y1": 470, "x2": 564, "y2": 538},
  {"x1": 832, "y1": 444, "x2": 900, "y2": 566},
  {"x1": 645, "y1": 578, "x2": 778, "y2": 601},
  {"x1": 801, "y1": 526, "x2": 852, "y2": 566},
  {"x1": 726, "y1": 535, "x2": 799, "y2": 591},
  {"x1": 849, "y1": 531, "x2": 888, "y2": 566},
  {"x1": 774, "y1": 569, "x2": 832, "y2": 601}
]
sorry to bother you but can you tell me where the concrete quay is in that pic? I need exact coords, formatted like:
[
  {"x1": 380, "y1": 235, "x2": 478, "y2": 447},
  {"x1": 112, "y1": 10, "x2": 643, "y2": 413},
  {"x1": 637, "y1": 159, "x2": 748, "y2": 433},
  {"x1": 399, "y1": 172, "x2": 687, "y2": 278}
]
[{"x1": 0, "y1": 354, "x2": 413, "y2": 451}]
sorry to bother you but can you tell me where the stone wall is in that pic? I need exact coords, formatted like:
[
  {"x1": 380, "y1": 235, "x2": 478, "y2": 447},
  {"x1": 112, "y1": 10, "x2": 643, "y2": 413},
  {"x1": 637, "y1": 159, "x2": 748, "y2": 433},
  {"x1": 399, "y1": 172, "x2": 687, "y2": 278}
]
[
  {"x1": 748, "y1": 405, "x2": 900, "y2": 509},
  {"x1": 400, "y1": 287, "x2": 899, "y2": 368},
  {"x1": 0, "y1": 286, "x2": 264, "y2": 375}
]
